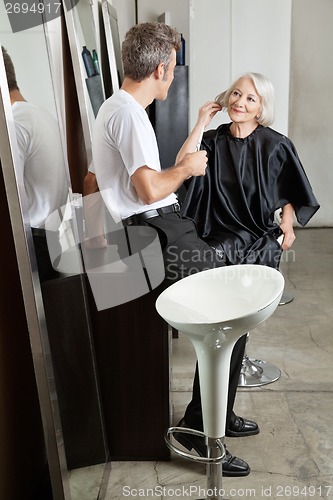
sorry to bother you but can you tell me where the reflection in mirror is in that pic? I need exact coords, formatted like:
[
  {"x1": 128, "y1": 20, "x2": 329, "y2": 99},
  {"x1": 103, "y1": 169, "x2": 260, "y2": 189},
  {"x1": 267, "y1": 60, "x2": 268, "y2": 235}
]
[
  {"x1": 0, "y1": 5, "x2": 109, "y2": 500},
  {"x1": 63, "y1": 0, "x2": 106, "y2": 161},
  {"x1": 101, "y1": 0, "x2": 124, "y2": 93},
  {"x1": 0, "y1": 31, "x2": 69, "y2": 500},
  {"x1": 63, "y1": 0, "x2": 124, "y2": 251}
]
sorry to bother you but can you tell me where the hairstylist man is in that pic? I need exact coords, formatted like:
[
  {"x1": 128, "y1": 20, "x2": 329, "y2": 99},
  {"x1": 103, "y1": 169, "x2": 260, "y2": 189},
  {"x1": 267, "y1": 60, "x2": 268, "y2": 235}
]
[{"x1": 90, "y1": 22, "x2": 258, "y2": 476}]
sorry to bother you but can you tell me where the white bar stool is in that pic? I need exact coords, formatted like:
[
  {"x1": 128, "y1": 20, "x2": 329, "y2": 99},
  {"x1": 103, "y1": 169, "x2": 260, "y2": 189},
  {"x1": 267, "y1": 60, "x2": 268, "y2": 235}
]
[{"x1": 156, "y1": 265, "x2": 284, "y2": 500}]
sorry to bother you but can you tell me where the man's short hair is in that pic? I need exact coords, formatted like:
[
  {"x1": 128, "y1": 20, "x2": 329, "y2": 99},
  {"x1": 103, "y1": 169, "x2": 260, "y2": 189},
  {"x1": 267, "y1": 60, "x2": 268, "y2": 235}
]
[{"x1": 122, "y1": 22, "x2": 181, "y2": 82}]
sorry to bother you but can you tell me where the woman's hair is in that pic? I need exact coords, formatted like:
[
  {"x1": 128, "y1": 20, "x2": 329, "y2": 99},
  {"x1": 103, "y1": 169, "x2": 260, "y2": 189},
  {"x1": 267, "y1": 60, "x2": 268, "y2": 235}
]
[
  {"x1": 1, "y1": 46, "x2": 19, "y2": 92},
  {"x1": 122, "y1": 22, "x2": 181, "y2": 82},
  {"x1": 215, "y1": 72, "x2": 275, "y2": 127}
]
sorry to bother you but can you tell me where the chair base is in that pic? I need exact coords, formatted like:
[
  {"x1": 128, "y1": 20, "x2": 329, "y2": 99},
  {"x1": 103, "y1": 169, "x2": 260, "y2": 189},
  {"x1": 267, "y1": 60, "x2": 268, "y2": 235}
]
[
  {"x1": 165, "y1": 427, "x2": 227, "y2": 500},
  {"x1": 238, "y1": 356, "x2": 281, "y2": 387},
  {"x1": 279, "y1": 291, "x2": 294, "y2": 305}
]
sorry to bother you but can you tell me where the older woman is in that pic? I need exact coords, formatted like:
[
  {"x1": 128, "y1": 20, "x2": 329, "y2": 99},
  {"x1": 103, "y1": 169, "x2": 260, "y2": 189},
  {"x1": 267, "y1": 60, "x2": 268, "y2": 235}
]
[
  {"x1": 174, "y1": 73, "x2": 319, "y2": 465},
  {"x1": 178, "y1": 72, "x2": 319, "y2": 267}
]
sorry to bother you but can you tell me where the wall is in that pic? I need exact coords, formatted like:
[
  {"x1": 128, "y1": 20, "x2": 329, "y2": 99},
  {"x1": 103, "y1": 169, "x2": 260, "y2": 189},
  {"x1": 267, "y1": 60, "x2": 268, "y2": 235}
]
[
  {"x1": 136, "y1": 0, "x2": 190, "y2": 63},
  {"x1": 289, "y1": 0, "x2": 333, "y2": 227}
]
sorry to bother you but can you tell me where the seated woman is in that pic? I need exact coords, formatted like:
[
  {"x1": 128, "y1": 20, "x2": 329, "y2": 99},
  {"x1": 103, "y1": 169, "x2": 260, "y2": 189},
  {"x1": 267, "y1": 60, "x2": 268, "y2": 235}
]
[
  {"x1": 178, "y1": 72, "x2": 320, "y2": 268},
  {"x1": 173, "y1": 73, "x2": 320, "y2": 468}
]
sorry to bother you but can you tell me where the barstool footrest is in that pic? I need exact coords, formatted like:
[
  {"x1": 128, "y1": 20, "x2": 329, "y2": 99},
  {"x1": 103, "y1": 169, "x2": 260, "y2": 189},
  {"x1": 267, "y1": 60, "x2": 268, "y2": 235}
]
[{"x1": 165, "y1": 426, "x2": 225, "y2": 464}]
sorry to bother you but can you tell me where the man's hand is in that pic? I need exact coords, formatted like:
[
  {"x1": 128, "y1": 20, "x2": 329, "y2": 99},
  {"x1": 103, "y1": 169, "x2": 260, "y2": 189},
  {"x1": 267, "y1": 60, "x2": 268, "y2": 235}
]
[
  {"x1": 178, "y1": 150, "x2": 208, "y2": 178},
  {"x1": 131, "y1": 150, "x2": 208, "y2": 205}
]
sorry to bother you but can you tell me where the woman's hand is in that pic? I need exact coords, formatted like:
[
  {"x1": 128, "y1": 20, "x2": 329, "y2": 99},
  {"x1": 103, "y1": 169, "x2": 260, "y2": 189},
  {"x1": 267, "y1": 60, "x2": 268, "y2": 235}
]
[
  {"x1": 176, "y1": 101, "x2": 221, "y2": 163},
  {"x1": 279, "y1": 204, "x2": 296, "y2": 250},
  {"x1": 197, "y1": 101, "x2": 222, "y2": 129},
  {"x1": 280, "y1": 223, "x2": 296, "y2": 250}
]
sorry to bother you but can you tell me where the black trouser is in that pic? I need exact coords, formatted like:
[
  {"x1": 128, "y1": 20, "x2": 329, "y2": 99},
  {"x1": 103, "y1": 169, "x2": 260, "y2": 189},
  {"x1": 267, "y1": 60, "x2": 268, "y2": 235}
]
[
  {"x1": 32, "y1": 228, "x2": 61, "y2": 282},
  {"x1": 143, "y1": 212, "x2": 226, "y2": 280},
  {"x1": 137, "y1": 212, "x2": 246, "y2": 430}
]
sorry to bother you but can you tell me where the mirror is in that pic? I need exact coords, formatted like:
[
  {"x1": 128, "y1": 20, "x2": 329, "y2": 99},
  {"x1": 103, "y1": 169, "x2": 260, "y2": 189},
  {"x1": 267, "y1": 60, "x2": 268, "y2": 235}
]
[
  {"x1": 0, "y1": 4, "x2": 109, "y2": 499},
  {"x1": 101, "y1": 0, "x2": 123, "y2": 94},
  {"x1": 63, "y1": 0, "x2": 107, "y2": 161}
]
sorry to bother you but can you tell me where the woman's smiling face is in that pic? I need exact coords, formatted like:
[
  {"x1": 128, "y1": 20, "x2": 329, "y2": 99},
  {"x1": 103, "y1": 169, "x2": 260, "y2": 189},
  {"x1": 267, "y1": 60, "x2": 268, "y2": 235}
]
[{"x1": 228, "y1": 77, "x2": 262, "y2": 124}]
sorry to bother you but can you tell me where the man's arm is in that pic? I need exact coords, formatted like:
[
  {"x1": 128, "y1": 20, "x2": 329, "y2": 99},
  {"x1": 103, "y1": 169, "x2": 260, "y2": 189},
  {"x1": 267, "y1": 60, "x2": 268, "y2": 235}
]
[
  {"x1": 83, "y1": 171, "x2": 107, "y2": 248},
  {"x1": 83, "y1": 171, "x2": 99, "y2": 195},
  {"x1": 131, "y1": 150, "x2": 208, "y2": 205},
  {"x1": 176, "y1": 101, "x2": 221, "y2": 164}
]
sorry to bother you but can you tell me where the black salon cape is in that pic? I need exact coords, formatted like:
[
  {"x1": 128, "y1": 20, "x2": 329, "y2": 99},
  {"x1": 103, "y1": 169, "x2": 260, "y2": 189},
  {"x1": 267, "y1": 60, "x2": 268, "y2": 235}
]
[{"x1": 181, "y1": 124, "x2": 320, "y2": 268}]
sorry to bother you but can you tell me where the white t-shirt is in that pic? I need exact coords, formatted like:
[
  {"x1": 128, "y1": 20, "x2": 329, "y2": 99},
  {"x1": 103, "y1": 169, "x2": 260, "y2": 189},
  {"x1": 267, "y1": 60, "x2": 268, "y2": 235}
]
[
  {"x1": 12, "y1": 101, "x2": 68, "y2": 228},
  {"x1": 91, "y1": 89, "x2": 177, "y2": 219}
]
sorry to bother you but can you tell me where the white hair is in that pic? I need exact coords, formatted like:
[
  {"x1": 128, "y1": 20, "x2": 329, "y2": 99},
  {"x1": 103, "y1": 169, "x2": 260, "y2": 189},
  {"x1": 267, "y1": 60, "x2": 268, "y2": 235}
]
[{"x1": 215, "y1": 72, "x2": 275, "y2": 127}]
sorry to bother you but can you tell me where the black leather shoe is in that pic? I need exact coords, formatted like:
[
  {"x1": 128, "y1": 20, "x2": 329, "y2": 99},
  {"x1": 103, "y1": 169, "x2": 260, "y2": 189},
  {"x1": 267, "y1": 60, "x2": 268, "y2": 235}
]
[
  {"x1": 173, "y1": 419, "x2": 250, "y2": 477},
  {"x1": 226, "y1": 415, "x2": 259, "y2": 437}
]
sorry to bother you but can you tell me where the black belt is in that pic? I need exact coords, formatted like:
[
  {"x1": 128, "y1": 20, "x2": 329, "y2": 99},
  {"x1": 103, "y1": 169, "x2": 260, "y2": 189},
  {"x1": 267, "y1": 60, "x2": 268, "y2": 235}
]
[
  {"x1": 32, "y1": 227, "x2": 59, "y2": 237},
  {"x1": 32, "y1": 227, "x2": 46, "y2": 237},
  {"x1": 122, "y1": 203, "x2": 180, "y2": 226}
]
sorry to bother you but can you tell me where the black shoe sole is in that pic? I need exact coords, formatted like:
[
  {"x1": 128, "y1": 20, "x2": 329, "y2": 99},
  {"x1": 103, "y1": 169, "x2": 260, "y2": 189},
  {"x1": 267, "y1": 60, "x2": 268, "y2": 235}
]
[{"x1": 226, "y1": 428, "x2": 260, "y2": 437}]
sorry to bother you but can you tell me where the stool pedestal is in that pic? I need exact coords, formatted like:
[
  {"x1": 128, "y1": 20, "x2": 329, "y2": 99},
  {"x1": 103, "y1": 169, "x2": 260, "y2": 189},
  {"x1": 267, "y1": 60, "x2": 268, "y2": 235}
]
[
  {"x1": 238, "y1": 284, "x2": 294, "y2": 388},
  {"x1": 279, "y1": 290, "x2": 294, "y2": 305},
  {"x1": 156, "y1": 265, "x2": 284, "y2": 500},
  {"x1": 238, "y1": 354, "x2": 281, "y2": 387},
  {"x1": 238, "y1": 332, "x2": 281, "y2": 387}
]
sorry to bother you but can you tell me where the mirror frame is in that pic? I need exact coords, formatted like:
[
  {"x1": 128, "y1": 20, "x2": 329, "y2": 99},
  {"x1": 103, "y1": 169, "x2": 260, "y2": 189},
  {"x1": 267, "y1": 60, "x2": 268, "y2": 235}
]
[
  {"x1": 101, "y1": 0, "x2": 123, "y2": 93},
  {"x1": 62, "y1": 0, "x2": 105, "y2": 162},
  {"x1": 0, "y1": 46, "x2": 70, "y2": 500}
]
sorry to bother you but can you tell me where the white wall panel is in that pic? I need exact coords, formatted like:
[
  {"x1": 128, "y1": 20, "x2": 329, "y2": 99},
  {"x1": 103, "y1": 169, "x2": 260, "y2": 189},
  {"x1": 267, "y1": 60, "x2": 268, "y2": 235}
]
[
  {"x1": 189, "y1": 0, "x2": 231, "y2": 129},
  {"x1": 289, "y1": 0, "x2": 333, "y2": 227},
  {"x1": 231, "y1": 0, "x2": 291, "y2": 135},
  {"x1": 190, "y1": 0, "x2": 291, "y2": 134}
]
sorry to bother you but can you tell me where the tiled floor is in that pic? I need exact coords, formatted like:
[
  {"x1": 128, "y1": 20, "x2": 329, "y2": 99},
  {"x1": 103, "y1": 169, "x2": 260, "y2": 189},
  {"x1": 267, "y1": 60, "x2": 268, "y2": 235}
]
[{"x1": 104, "y1": 228, "x2": 333, "y2": 500}]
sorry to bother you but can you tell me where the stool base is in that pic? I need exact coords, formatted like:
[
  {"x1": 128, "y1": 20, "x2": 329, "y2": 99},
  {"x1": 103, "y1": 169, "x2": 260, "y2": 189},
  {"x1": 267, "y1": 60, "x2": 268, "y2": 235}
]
[
  {"x1": 206, "y1": 437, "x2": 226, "y2": 500},
  {"x1": 238, "y1": 356, "x2": 281, "y2": 387},
  {"x1": 165, "y1": 427, "x2": 227, "y2": 500},
  {"x1": 279, "y1": 291, "x2": 294, "y2": 305}
]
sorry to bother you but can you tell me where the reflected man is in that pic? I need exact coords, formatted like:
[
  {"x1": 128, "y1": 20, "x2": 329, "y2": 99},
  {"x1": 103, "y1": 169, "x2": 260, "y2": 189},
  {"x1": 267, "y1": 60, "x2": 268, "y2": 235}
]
[{"x1": 2, "y1": 46, "x2": 68, "y2": 281}]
